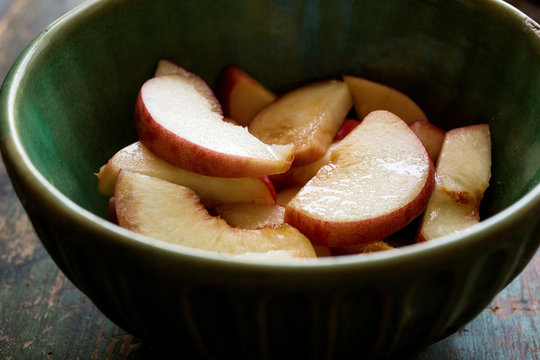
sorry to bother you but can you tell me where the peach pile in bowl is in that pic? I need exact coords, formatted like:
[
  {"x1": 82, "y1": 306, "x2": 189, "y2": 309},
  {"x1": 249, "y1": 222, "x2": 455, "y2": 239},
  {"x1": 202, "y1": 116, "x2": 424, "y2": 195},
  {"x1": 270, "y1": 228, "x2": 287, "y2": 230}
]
[{"x1": 1, "y1": 0, "x2": 540, "y2": 357}]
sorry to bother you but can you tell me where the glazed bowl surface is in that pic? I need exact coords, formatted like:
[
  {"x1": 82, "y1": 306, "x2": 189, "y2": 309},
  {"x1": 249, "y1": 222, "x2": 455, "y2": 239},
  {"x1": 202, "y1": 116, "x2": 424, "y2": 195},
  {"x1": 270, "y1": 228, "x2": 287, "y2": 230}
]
[{"x1": 2, "y1": 0, "x2": 540, "y2": 358}]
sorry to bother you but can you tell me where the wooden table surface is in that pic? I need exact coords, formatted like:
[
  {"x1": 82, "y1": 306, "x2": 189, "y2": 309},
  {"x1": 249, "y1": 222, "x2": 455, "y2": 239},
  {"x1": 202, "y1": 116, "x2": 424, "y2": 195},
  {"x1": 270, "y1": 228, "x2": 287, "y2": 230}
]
[{"x1": 1, "y1": 0, "x2": 539, "y2": 359}]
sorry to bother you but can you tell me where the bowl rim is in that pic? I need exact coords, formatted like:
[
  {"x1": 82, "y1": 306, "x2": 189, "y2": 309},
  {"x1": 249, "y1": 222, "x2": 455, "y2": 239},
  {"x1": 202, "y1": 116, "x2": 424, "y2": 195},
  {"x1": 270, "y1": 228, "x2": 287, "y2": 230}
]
[{"x1": 1, "y1": 0, "x2": 540, "y2": 271}]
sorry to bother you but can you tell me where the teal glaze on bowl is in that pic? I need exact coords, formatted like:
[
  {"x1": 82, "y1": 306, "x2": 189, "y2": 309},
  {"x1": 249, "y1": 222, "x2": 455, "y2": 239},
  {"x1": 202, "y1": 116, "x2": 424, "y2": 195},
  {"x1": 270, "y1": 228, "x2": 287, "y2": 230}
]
[{"x1": 2, "y1": 0, "x2": 540, "y2": 358}]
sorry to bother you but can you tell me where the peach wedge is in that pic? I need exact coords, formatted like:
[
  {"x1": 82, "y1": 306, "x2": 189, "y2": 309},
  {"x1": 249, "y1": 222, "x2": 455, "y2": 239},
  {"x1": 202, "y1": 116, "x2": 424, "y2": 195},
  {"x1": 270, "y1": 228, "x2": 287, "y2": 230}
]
[
  {"x1": 135, "y1": 72, "x2": 294, "y2": 178},
  {"x1": 114, "y1": 171, "x2": 316, "y2": 258},
  {"x1": 409, "y1": 119, "x2": 445, "y2": 161},
  {"x1": 285, "y1": 110, "x2": 435, "y2": 247},
  {"x1": 249, "y1": 80, "x2": 353, "y2": 165},
  {"x1": 417, "y1": 124, "x2": 491, "y2": 242},
  {"x1": 344, "y1": 75, "x2": 427, "y2": 124},
  {"x1": 217, "y1": 65, "x2": 277, "y2": 126},
  {"x1": 213, "y1": 203, "x2": 286, "y2": 229},
  {"x1": 97, "y1": 141, "x2": 276, "y2": 206},
  {"x1": 154, "y1": 59, "x2": 223, "y2": 115}
]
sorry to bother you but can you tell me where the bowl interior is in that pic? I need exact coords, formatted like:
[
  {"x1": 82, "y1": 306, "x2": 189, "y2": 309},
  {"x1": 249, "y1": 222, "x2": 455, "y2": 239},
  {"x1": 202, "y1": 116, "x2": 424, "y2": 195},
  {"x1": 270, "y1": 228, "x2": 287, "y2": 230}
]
[{"x1": 4, "y1": 0, "x2": 540, "y2": 225}]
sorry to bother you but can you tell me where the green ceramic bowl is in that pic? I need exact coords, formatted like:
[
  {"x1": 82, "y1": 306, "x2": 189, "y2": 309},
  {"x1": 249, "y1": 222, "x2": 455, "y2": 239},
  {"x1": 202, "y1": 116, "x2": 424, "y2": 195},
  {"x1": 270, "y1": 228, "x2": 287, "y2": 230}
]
[{"x1": 2, "y1": 0, "x2": 540, "y2": 358}]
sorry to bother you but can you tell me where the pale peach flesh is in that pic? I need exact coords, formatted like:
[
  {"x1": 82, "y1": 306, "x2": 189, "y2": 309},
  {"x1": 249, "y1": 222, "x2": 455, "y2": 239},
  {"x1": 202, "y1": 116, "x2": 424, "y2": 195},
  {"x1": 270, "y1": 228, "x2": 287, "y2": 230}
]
[
  {"x1": 269, "y1": 119, "x2": 358, "y2": 189},
  {"x1": 97, "y1": 141, "x2": 276, "y2": 206},
  {"x1": 270, "y1": 142, "x2": 338, "y2": 189},
  {"x1": 249, "y1": 80, "x2": 353, "y2": 165},
  {"x1": 331, "y1": 241, "x2": 395, "y2": 256},
  {"x1": 114, "y1": 171, "x2": 316, "y2": 258},
  {"x1": 276, "y1": 187, "x2": 302, "y2": 206},
  {"x1": 212, "y1": 198, "x2": 333, "y2": 257},
  {"x1": 154, "y1": 59, "x2": 223, "y2": 115},
  {"x1": 217, "y1": 65, "x2": 277, "y2": 126},
  {"x1": 409, "y1": 119, "x2": 445, "y2": 161},
  {"x1": 285, "y1": 110, "x2": 435, "y2": 247},
  {"x1": 135, "y1": 73, "x2": 294, "y2": 177},
  {"x1": 344, "y1": 75, "x2": 427, "y2": 124},
  {"x1": 213, "y1": 202, "x2": 285, "y2": 229},
  {"x1": 417, "y1": 124, "x2": 491, "y2": 241}
]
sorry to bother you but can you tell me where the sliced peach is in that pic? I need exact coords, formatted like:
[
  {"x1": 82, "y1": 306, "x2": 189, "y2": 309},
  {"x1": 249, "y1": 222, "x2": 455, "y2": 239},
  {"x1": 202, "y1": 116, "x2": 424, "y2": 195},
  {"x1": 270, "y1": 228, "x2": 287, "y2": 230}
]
[
  {"x1": 114, "y1": 171, "x2": 316, "y2": 258},
  {"x1": 217, "y1": 66, "x2": 277, "y2": 126},
  {"x1": 154, "y1": 59, "x2": 223, "y2": 115},
  {"x1": 417, "y1": 124, "x2": 491, "y2": 241},
  {"x1": 276, "y1": 187, "x2": 302, "y2": 206},
  {"x1": 285, "y1": 110, "x2": 435, "y2": 247},
  {"x1": 135, "y1": 73, "x2": 294, "y2": 178},
  {"x1": 269, "y1": 119, "x2": 358, "y2": 189},
  {"x1": 331, "y1": 241, "x2": 395, "y2": 256},
  {"x1": 334, "y1": 119, "x2": 360, "y2": 141},
  {"x1": 409, "y1": 119, "x2": 445, "y2": 161},
  {"x1": 344, "y1": 75, "x2": 427, "y2": 124},
  {"x1": 270, "y1": 142, "x2": 339, "y2": 189},
  {"x1": 97, "y1": 142, "x2": 276, "y2": 206},
  {"x1": 249, "y1": 80, "x2": 353, "y2": 165},
  {"x1": 214, "y1": 203, "x2": 285, "y2": 229}
]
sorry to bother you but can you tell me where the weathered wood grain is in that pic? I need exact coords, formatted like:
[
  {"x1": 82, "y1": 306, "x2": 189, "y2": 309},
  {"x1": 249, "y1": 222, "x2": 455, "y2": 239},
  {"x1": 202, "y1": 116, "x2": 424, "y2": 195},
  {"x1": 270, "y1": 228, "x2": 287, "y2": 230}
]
[
  {"x1": 0, "y1": 0, "x2": 143, "y2": 359},
  {"x1": 416, "y1": 251, "x2": 540, "y2": 359},
  {"x1": 0, "y1": 0, "x2": 539, "y2": 359},
  {"x1": 418, "y1": 3, "x2": 540, "y2": 358}
]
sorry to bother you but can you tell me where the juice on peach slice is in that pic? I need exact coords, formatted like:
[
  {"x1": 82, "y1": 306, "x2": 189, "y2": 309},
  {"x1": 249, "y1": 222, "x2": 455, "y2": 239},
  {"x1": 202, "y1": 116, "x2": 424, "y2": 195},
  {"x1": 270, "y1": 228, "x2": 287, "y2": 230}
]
[
  {"x1": 249, "y1": 80, "x2": 353, "y2": 165},
  {"x1": 286, "y1": 111, "x2": 434, "y2": 247}
]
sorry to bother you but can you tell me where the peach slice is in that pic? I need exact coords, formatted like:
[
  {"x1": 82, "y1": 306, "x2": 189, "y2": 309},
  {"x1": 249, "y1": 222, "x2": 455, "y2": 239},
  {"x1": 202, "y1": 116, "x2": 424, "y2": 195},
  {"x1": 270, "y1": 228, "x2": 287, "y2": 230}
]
[
  {"x1": 409, "y1": 119, "x2": 445, "y2": 161},
  {"x1": 97, "y1": 142, "x2": 276, "y2": 206},
  {"x1": 343, "y1": 75, "x2": 427, "y2": 124},
  {"x1": 276, "y1": 186, "x2": 302, "y2": 206},
  {"x1": 270, "y1": 142, "x2": 339, "y2": 189},
  {"x1": 417, "y1": 124, "x2": 491, "y2": 241},
  {"x1": 135, "y1": 72, "x2": 294, "y2": 178},
  {"x1": 213, "y1": 203, "x2": 285, "y2": 229},
  {"x1": 334, "y1": 119, "x2": 360, "y2": 141},
  {"x1": 154, "y1": 59, "x2": 223, "y2": 115},
  {"x1": 313, "y1": 246, "x2": 333, "y2": 257},
  {"x1": 269, "y1": 119, "x2": 359, "y2": 188},
  {"x1": 331, "y1": 241, "x2": 395, "y2": 256},
  {"x1": 285, "y1": 110, "x2": 435, "y2": 247},
  {"x1": 217, "y1": 66, "x2": 277, "y2": 126},
  {"x1": 114, "y1": 171, "x2": 316, "y2": 258},
  {"x1": 249, "y1": 80, "x2": 353, "y2": 165},
  {"x1": 213, "y1": 200, "x2": 334, "y2": 257}
]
